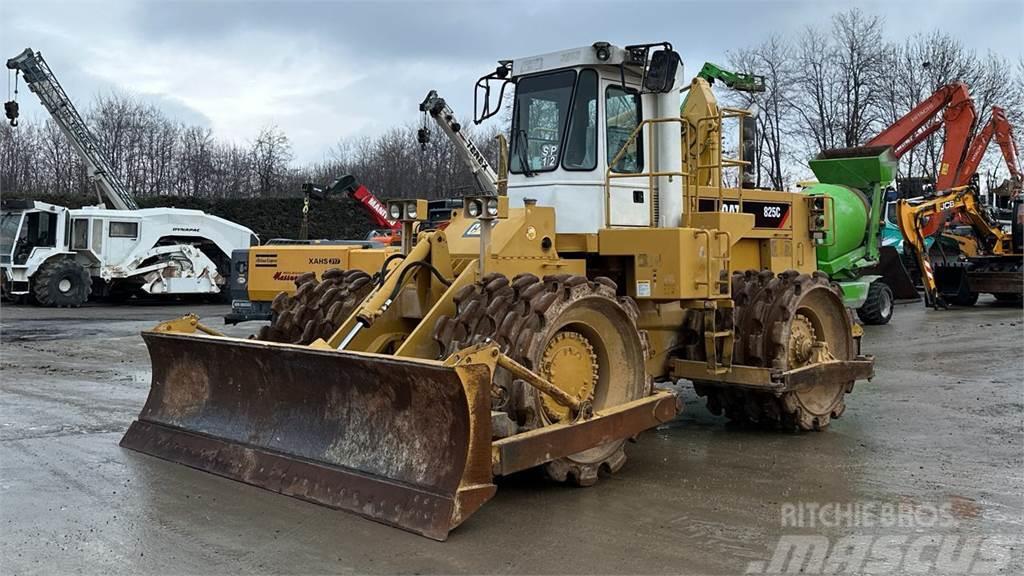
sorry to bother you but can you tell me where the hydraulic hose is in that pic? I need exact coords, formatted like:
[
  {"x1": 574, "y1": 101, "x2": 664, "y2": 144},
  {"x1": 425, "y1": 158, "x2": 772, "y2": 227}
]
[
  {"x1": 376, "y1": 253, "x2": 406, "y2": 286},
  {"x1": 386, "y1": 261, "x2": 453, "y2": 302}
]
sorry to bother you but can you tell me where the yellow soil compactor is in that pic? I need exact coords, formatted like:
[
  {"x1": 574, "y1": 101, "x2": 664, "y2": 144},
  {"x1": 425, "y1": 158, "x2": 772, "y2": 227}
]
[{"x1": 121, "y1": 42, "x2": 874, "y2": 540}]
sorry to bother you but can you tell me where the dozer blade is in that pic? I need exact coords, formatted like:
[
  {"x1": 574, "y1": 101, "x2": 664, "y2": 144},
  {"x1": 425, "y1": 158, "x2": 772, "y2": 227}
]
[{"x1": 120, "y1": 331, "x2": 496, "y2": 541}]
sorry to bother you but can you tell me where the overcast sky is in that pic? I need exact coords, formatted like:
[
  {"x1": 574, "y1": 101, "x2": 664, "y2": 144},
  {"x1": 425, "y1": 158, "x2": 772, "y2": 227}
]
[{"x1": 2, "y1": 0, "x2": 1020, "y2": 163}]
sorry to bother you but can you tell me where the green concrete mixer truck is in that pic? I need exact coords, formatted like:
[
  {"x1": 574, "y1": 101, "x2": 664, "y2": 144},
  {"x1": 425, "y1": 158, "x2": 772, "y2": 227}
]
[{"x1": 800, "y1": 147, "x2": 919, "y2": 325}]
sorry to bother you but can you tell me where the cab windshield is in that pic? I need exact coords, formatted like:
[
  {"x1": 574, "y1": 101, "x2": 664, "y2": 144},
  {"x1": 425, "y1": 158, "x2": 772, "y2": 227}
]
[
  {"x1": 510, "y1": 70, "x2": 578, "y2": 174},
  {"x1": 0, "y1": 211, "x2": 23, "y2": 263}
]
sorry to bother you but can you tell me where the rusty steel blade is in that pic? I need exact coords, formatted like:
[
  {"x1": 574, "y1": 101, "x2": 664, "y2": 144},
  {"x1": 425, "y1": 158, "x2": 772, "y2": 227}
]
[{"x1": 120, "y1": 331, "x2": 495, "y2": 541}]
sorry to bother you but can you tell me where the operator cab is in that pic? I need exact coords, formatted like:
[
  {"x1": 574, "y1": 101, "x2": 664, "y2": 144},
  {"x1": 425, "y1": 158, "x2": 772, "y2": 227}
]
[
  {"x1": 0, "y1": 201, "x2": 63, "y2": 266},
  {"x1": 475, "y1": 42, "x2": 685, "y2": 234}
]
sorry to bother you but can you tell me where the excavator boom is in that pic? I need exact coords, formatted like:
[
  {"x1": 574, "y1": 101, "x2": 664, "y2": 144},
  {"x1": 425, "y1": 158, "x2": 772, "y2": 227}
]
[
  {"x1": 869, "y1": 82, "x2": 976, "y2": 191},
  {"x1": 957, "y1": 107, "x2": 1021, "y2": 199}
]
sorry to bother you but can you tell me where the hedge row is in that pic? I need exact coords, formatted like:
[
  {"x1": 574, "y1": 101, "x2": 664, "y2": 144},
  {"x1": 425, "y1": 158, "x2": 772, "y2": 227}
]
[{"x1": 20, "y1": 194, "x2": 377, "y2": 242}]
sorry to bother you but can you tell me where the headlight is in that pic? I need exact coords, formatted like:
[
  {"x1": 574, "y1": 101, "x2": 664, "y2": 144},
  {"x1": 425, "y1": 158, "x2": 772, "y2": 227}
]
[
  {"x1": 467, "y1": 200, "x2": 481, "y2": 217},
  {"x1": 406, "y1": 201, "x2": 418, "y2": 220},
  {"x1": 389, "y1": 204, "x2": 402, "y2": 220},
  {"x1": 486, "y1": 198, "x2": 499, "y2": 216}
]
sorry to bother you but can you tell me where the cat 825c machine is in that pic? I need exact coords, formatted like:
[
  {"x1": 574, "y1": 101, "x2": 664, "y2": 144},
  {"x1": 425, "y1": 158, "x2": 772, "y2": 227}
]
[{"x1": 121, "y1": 42, "x2": 874, "y2": 540}]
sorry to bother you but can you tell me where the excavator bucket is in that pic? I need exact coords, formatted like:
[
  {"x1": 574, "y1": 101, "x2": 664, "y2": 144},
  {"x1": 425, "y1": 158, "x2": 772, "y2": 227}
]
[{"x1": 120, "y1": 331, "x2": 497, "y2": 541}]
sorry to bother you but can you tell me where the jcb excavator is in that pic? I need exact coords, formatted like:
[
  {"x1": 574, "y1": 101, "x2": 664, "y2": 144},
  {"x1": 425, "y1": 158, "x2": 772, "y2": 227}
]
[
  {"x1": 121, "y1": 42, "x2": 874, "y2": 540},
  {"x1": 897, "y1": 186, "x2": 1022, "y2": 307}
]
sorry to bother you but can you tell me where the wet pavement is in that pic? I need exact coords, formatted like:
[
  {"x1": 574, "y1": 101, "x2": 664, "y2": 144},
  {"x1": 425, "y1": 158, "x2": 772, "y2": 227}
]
[{"x1": 1, "y1": 298, "x2": 1021, "y2": 574}]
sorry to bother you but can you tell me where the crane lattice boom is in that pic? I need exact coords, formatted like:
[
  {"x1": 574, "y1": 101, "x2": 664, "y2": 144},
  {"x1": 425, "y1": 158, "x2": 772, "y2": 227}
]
[{"x1": 6, "y1": 48, "x2": 138, "y2": 210}]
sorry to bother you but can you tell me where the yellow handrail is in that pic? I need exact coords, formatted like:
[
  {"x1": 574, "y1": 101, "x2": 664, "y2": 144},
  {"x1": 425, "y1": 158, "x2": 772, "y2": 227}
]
[{"x1": 605, "y1": 116, "x2": 691, "y2": 228}]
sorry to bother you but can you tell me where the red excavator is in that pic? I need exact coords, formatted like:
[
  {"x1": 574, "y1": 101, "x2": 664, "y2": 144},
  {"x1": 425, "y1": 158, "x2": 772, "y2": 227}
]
[
  {"x1": 872, "y1": 83, "x2": 977, "y2": 234},
  {"x1": 957, "y1": 106, "x2": 1022, "y2": 201}
]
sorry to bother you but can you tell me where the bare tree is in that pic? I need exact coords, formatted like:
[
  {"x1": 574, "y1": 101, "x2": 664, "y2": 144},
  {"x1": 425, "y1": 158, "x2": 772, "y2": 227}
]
[
  {"x1": 791, "y1": 27, "x2": 843, "y2": 154},
  {"x1": 727, "y1": 34, "x2": 795, "y2": 189},
  {"x1": 832, "y1": 9, "x2": 888, "y2": 146},
  {"x1": 250, "y1": 125, "x2": 293, "y2": 197}
]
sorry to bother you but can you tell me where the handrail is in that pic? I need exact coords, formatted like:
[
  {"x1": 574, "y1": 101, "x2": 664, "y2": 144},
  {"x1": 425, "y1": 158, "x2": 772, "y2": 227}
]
[
  {"x1": 682, "y1": 107, "x2": 753, "y2": 226},
  {"x1": 605, "y1": 116, "x2": 691, "y2": 228}
]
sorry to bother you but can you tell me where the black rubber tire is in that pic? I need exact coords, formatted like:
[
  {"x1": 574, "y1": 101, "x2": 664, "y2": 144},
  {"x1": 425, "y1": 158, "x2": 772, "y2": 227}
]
[
  {"x1": 857, "y1": 280, "x2": 894, "y2": 325},
  {"x1": 32, "y1": 259, "x2": 91, "y2": 307}
]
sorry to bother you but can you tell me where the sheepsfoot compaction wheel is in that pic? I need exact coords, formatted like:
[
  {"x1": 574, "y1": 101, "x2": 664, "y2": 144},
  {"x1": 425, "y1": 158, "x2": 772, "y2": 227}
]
[
  {"x1": 693, "y1": 270, "x2": 859, "y2": 431},
  {"x1": 434, "y1": 272, "x2": 650, "y2": 486}
]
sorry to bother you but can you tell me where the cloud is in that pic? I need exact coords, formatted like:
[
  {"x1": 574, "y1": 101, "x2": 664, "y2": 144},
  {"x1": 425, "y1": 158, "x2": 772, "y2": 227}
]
[{"x1": 2, "y1": 0, "x2": 1020, "y2": 164}]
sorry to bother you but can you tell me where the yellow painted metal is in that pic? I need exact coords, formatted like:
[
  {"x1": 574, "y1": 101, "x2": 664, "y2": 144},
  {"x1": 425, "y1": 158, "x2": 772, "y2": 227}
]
[
  {"x1": 597, "y1": 212, "x2": 752, "y2": 301},
  {"x1": 896, "y1": 186, "x2": 1017, "y2": 300},
  {"x1": 245, "y1": 245, "x2": 395, "y2": 302},
  {"x1": 534, "y1": 332, "x2": 597, "y2": 421},
  {"x1": 150, "y1": 314, "x2": 224, "y2": 337}
]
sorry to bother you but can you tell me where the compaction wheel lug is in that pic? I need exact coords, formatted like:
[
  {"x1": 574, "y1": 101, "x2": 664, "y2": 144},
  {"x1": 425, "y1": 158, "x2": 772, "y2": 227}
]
[{"x1": 436, "y1": 273, "x2": 648, "y2": 486}]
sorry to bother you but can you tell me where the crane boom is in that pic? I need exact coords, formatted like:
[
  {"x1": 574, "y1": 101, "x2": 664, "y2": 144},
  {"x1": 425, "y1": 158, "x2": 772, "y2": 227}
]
[
  {"x1": 418, "y1": 90, "x2": 499, "y2": 196},
  {"x1": 331, "y1": 174, "x2": 397, "y2": 229},
  {"x1": 868, "y1": 82, "x2": 976, "y2": 191},
  {"x1": 957, "y1": 106, "x2": 1021, "y2": 187},
  {"x1": 6, "y1": 48, "x2": 138, "y2": 210}
]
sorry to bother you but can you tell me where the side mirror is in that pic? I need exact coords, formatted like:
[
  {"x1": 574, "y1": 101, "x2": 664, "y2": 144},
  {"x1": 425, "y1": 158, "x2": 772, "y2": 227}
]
[{"x1": 644, "y1": 49, "x2": 681, "y2": 93}]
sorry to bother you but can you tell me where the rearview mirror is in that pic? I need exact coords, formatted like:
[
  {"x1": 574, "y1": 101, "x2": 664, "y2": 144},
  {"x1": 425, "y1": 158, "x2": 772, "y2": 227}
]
[{"x1": 644, "y1": 49, "x2": 681, "y2": 93}]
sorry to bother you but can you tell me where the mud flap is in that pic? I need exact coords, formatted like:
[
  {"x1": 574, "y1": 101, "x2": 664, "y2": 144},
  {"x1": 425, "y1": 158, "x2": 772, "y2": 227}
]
[
  {"x1": 120, "y1": 332, "x2": 496, "y2": 541},
  {"x1": 871, "y1": 246, "x2": 920, "y2": 300}
]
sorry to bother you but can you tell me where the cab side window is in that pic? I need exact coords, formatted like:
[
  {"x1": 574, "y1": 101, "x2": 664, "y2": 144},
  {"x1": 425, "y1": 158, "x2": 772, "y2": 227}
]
[{"x1": 606, "y1": 85, "x2": 643, "y2": 173}]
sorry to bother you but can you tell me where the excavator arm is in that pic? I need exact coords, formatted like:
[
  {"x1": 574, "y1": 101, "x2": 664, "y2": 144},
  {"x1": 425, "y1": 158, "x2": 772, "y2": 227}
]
[
  {"x1": 957, "y1": 107, "x2": 1022, "y2": 188},
  {"x1": 870, "y1": 83, "x2": 976, "y2": 191}
]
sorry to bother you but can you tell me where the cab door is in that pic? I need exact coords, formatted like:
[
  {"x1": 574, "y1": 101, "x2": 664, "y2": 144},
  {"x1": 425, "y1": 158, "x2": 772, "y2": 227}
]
[{"x1": 603, "y1": 79, "x2": 650, "y2": 227}]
